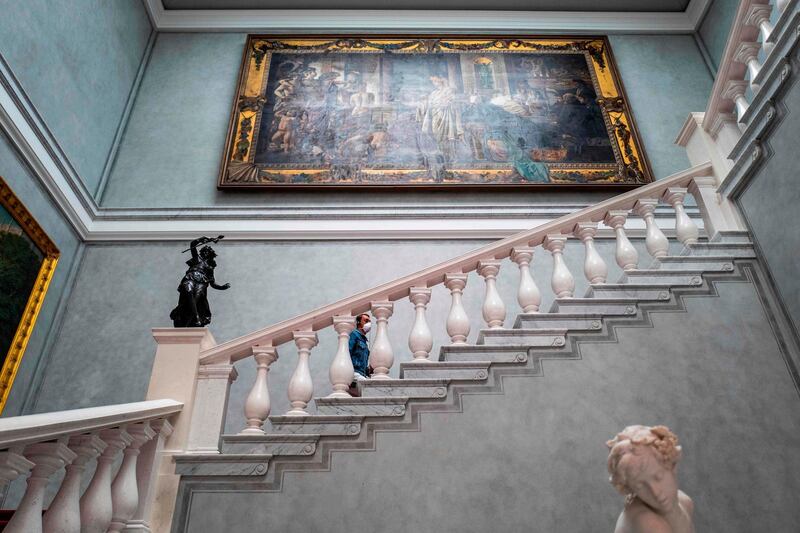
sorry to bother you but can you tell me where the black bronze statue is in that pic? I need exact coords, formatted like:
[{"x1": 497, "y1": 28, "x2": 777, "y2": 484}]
[{"x1": 170, "y1": 236, "x2": 230, "y2": 328}]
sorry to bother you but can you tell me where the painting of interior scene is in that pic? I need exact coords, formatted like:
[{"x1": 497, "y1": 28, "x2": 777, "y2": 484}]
[
  {"x1": 222, "y1": 39, "x2": 651, "y2": 187},
  {"x1": 0, "y1": 204, "x2": 44, "y2": 366}
]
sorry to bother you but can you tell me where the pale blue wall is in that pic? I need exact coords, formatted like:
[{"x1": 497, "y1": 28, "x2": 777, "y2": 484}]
[
  {"x1": 0, "y1": 0, "x2": 152, "y2": 196},
  {"x1": 0, "y1": 133, "x2": 82, "y2": 417},
  {"x1": 737, "y1": 74, "x2": 800, "y2": 333},
  {"x1": 699, "y1": 0, "x2": 740, "y2": 72},
  {"x1": 100, "y1": 33, "x2": 712, "y2": 208},
  {"x1": 608, "y1": 35, "x2": 713, "y2": 178}
]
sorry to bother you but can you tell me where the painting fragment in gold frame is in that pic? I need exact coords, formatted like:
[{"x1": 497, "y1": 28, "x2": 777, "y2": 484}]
[{"x1": 0, "y1": 176, "x2": 59, "y2": 413}]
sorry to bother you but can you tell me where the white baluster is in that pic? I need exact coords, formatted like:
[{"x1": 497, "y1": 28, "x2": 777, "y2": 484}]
[
  {"x1": 0, "y1": 450, "x2": 34, "y2": 492},
  {"x1": 329, "y1": 316, "x2": 356, "y2": 397},
  {"x1": 79, "y1": 429, "x2": 132, "y2": 533},
  {"x1": 286, "y1": 331, "x2": 319, "y2": 416},
  {"x1": 42, "y1": 435, "x2": 105, "y2": 533},
  {"x1": 5, "y1": 443, "x2": 76, "y2": 533},
  {"x1": 511, "y1": 247, "x2": 541, "y2": 313},
  {"x1": 369, "y1": 301, "x2": 394, "y2": 379},
  {"x1": 444, "y1": 273, "x2": 470, "y2": 345},
  {"x1": 126, "y1": 419, "x2": 173, "y2": 532},
  {"x1": 746, "y1": 4, "x2": 775, "y2": 55},
  {"x1": 662, "y1": 187, "x2": 699, "y2": 245},
  {"x1": 477, "y1": 260, "x2": 506, "y2": 329},
  {"x1": 408, "y1": 288, "x2": 433, "y2": 361},
  {"x1": 543, "y1": 235, "x2": 575, "y2": 298},
  {"x1": 604, "y1": 211, "x2": 639, "y2": 271},
  {"x1": 735, "y1": 42, "x2": 763, "y2": 90},
  {"x1": 723, "y1": 80, "x2": 751, "y2": 123},
  {"x1": 634, "y1": 199, "x2": 669, "y2": 259},
  {"x1": 241, "y1": 346, "x2": 279, "y2": 433},
  {"x1": 573, "y1": 222, "x2": 608, "y2": 284},
  {"x1": 108, "y1": 423, "x2": 156, "y2": 533}
]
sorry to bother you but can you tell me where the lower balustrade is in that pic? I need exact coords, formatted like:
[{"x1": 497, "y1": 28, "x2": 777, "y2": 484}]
[{"x1": 0, "y1": 399, "x2": 181, "y2": 533}]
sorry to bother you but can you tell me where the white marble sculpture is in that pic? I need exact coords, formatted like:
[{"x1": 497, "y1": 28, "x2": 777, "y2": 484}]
[{"x1": 606, "y1": 425, "x2": 695, "y2": 533}]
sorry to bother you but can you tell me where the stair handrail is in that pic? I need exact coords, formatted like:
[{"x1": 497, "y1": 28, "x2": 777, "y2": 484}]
[
  {"x1": 200, "y1": 161, "x2": 713, "y2": 365},
  {"x1": 0, "y1": 399, "x2": 182, "y2": 449}
]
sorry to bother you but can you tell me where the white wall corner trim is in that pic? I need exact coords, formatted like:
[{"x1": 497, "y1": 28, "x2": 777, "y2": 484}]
[
  {"x1": 0, "y1": 54, "x2": 94, "y2": 240},
  {"x1": 143, "y1": 0, "x2": 709, "y2": 33}
]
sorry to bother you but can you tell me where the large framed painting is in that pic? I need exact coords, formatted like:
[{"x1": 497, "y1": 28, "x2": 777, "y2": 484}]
[
  {"x1": 0, "y1": 177, "x2": 59, "y2": 413},
  {"x1": 219, "y1": 36, "x2": 652, "y2": 188}
]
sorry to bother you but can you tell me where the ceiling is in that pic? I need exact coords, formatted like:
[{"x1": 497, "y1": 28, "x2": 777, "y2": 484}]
[{"x1": 161, "y1": 0, "x2": 691, "y2": 11}]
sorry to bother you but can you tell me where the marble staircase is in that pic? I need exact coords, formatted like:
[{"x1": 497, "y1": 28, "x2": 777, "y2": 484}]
[{"x1": 175, "y1": 230, "x2": 756, "y2": 485}]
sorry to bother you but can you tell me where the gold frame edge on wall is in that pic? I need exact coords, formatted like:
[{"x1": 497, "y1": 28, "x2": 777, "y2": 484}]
[
  {"x1": 218, "y1": 34, "x2": 653, "y2": 189},
  {"x1": 0, "y1": 176, "x2": 59, "y2": 414}
]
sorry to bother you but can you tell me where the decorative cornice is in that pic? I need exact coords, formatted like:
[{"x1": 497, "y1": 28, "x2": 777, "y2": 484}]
[
  {"x1": 674, "y1": 112, "x2": 704, "y2": 146},
  {"x1": 152, "y1": 327, "x2": 217, "y2": 347},
  {"x1": 143, "y1": 0, "x2": 711, "y2": 33}
]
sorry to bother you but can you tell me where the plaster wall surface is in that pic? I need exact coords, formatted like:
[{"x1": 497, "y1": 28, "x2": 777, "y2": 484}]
[
  {"x1": 737, "y1": 71, "x2": 800, "y2": 333},
  {"x1": 698, "y1": 0, "x2": 740, "y2": 72},
  {"x1": 181, "y1": 278, "x2": 800, "y2": 532},
  {"x1": 33, "y1": 237, "x2": 682, "y2": 424},
  {"x1": 100, "y1": 33, "x2": 711, "y2": 208},
  {"x1": 0, "y1": 0, "x2": 152, "y2": 194},
  {"x1": 0, "y1": 133, "x2": 81, "y2": 416}
]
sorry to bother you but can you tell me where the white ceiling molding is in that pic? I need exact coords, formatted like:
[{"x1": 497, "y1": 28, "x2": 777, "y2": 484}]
[{"x1": 144, "y1": 0, "x2": 713, "y2": 33}]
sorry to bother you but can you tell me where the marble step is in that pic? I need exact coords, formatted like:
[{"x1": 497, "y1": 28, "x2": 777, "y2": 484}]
[
  {"x1": 680, "y1": 242, "x2": 756, "y2": 257},
  {"x1": 649, "y1": 256, "x2": 737, "y2": 272},
  {"x1": 709, "y1": 230, "x2": 752, "y2": 244},
  {"x1": 268, "y1": 414, "x2": 364, "y2": 436},
  {"x1": 174, "y1": 454, "x2": 273, "y2": 477},
  {"x1": 619, "y1": 270, "x2": 706, "y2": 286},
  {"x1": 359, "y1": 378, "x2": 450, "y2": 399},
  {"x1": 513, "y1": 313, "x2": 604, "y2": 331},
  {"x1": 221, "y1": 433, "x2": 320, "y2": 456},
  {"x1": 438, "y1": 344, "x2": 537, "y2": 363},
  {"x1": 585, "y1": 284, "x2": 675, "y2": 301},
  {"x1": 400, "y1": 360, "x2": 491, "y2": 380},
  {"x1": 549, "y1": 297, "x2": 640, "y2": 316},
  {"x1": 314, "y1": 396, "x2": 408, "y2": 417},
  {"x1": 476, "y1": 328, "x2": 567, "y2": 346}
]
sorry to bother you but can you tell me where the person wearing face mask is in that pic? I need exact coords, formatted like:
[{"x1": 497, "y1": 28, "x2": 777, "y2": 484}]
[{"x1": 348, "y1": 314, "x2": 373, "y2": 389}]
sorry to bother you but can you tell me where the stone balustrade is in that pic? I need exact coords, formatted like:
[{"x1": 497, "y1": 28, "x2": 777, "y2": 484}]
[
  {"x1": 0, "y1": 400, "x2": 181, "y2": 533},
  {"x1": 158, "y1": 161, "x2": 742, "y2": 446},
  {"x1": 701, "y1": 0, "x2": 795, "y2": 152}
]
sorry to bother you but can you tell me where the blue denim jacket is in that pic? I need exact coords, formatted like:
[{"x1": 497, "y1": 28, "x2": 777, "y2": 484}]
[{"x1": 348, "y1": 329, "x2": 369, "y2": 378}]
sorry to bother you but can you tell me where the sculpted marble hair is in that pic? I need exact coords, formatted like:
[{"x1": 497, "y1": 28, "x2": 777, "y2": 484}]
[{"x1": 606, "y1": 425, "x2": 682, "y2": 495}]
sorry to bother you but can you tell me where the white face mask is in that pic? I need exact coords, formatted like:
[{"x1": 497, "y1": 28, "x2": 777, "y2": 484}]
[{"x1": 362, "y1": 322, "x2": 372, "y2": 333}]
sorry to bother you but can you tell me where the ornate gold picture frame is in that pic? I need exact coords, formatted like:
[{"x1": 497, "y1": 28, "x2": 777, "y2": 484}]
[
  {"x1": 0, "y1": 177, "x2": 59, "y2": 413},
  {"x1": 219, "y1": 35, "x2": 652, "y2": 189}
]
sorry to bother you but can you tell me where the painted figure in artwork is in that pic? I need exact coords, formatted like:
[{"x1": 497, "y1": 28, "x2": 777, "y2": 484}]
[
  {"x1": 416, "y1": 75, "x2": 464, "y2": 163},
  {"x1": 606, "y1": 425, "x2": 695, "y2": 533},
  {"x1": 170, "y1": 236, "x2": 230, "y2": 328}
]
